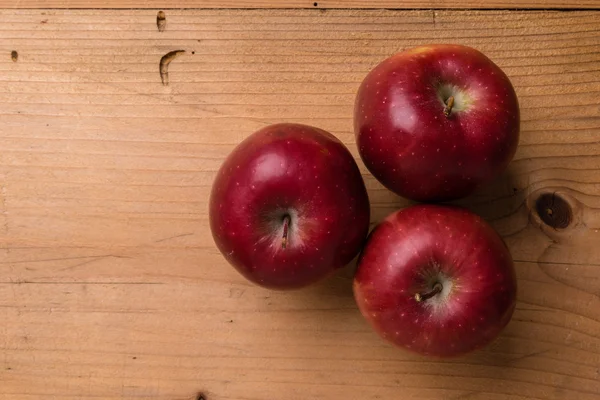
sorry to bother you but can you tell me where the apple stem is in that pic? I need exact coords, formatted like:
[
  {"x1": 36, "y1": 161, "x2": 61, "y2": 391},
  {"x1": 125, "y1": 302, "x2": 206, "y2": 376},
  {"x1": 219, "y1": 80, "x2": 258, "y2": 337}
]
[
  {"x1": 443, "y1": 96, "x2": 455, "y2": 117},
  {"x1": 281, "y1": 214, "x2": 291, "y2": 249},
  {"x1": 415, "y1": 283, "x2": 443, "y2": 302}
]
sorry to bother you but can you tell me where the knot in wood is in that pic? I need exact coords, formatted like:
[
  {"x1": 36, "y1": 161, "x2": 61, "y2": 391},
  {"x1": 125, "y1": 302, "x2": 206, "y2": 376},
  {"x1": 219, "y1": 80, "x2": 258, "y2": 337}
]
[{"x1": 535, "y1": 193, "x2": 572, "y2": 229}]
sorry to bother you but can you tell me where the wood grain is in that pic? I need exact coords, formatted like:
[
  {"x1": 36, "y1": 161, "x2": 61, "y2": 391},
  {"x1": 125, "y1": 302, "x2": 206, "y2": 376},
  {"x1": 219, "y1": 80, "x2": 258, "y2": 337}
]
[
  {"x1": 0, "y1": 8, "x2": 599, "y2": 400},
  {"x1": 2, "y1": 0, "x2": 600, "y2": 9}
]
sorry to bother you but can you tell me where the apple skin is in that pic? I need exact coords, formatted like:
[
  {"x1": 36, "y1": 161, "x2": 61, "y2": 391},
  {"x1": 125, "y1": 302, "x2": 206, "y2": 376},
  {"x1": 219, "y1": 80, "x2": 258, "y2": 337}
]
[
  {"x1": 353, "y1": 205, "x2": 516, "y2": 357},
  {"x1": 354, "y1": 44, "x2": 520, "y2": 202},
  {"x1": 210, "y1": 123, "x2": 370, "y2": 290}
]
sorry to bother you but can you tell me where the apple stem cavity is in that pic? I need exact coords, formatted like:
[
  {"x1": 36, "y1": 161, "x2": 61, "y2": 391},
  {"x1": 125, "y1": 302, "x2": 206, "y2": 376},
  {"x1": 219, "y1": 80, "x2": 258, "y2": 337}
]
[
  {"x1": 443, "y1": 96, "x2": 455, "y2": 117},
  {"x1": 281, "y1": 214, "x2": 291, "y2": 249},
  {"x1": 415, "y1": 282, "x2": 443, "y2": 302}
]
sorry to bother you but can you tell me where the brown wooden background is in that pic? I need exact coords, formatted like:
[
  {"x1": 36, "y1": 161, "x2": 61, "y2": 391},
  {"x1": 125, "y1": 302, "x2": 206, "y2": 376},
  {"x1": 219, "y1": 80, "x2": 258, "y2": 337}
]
[
  {"x1": 2, "y1": 1, "x2": 600, "y2": 9},
  {"x1": 0, "y1": 3, "x2": 599, "y2": 400}
]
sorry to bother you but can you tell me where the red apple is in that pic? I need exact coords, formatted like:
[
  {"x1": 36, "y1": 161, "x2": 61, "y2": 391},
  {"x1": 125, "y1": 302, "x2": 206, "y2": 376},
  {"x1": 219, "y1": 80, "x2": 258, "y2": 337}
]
[
  {"x1": 210, "y1": 123, "x2": 370, "y2": 289},
  {"x1": 353, "y1": 205, "x2": 516, "y2": 357},
  {"x1": 354, "y1": 44, "x2": 520, "y2": 202}
]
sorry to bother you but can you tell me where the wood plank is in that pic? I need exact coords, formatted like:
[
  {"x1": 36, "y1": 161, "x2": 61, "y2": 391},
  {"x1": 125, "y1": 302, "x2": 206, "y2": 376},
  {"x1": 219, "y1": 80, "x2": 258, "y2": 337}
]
[
  {"x1": 1, "y1": 0, "x2": 600, "y2": 10},
  {"x1": 0, "y1": 8, "x2": 599, "y2": 400}
]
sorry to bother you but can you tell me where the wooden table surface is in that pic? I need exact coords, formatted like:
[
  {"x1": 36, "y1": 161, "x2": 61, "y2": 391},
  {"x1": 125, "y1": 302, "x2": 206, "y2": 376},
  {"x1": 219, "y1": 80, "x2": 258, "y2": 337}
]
[{"x1": 1, "y1": 3, "x2": 599, "y2": 400}]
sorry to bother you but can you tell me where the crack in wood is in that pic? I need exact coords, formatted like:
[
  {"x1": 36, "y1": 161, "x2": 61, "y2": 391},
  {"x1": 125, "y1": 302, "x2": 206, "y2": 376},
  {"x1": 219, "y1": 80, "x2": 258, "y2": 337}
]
[{"x1": 159, "y1": 50, "x2": 186, "y2": 86}]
